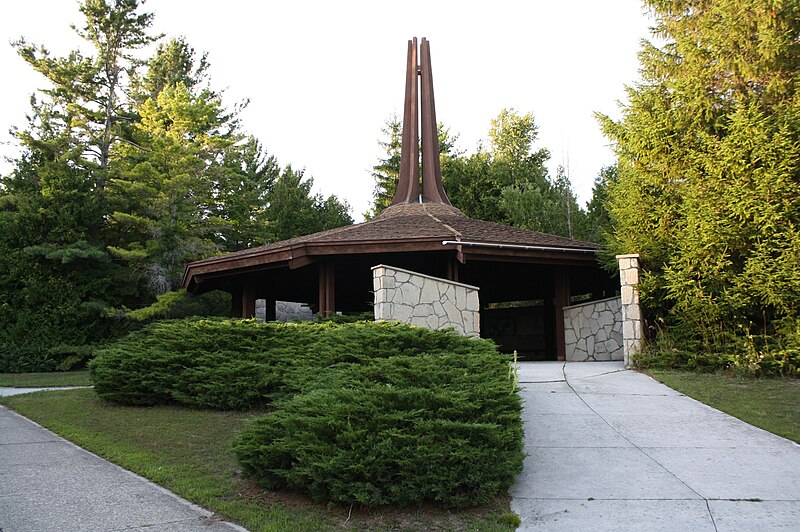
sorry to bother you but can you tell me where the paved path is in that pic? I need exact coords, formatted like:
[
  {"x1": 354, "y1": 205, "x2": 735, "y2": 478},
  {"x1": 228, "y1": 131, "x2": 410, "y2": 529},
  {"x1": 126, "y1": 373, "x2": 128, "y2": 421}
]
[
  {"x1": 0, "y1": 401, "x2": 245, "y2": 532},
  {"x1": 511, "y1": 361, "x2": 800, "y2": 531}
]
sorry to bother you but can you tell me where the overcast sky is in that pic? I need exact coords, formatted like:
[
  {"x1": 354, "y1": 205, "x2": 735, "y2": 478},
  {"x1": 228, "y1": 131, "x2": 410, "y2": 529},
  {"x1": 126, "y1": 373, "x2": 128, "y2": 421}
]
[{"x1": 0, "y1": 1, "x2": 653, "y2": 221}]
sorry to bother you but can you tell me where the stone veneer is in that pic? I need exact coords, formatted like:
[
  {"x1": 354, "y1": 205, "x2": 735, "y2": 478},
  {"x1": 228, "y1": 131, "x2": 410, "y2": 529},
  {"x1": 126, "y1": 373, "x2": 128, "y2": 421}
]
[
  {"x1": 255, "y1": 300, "x2": 314, "y2": 322},
  {"x1": 372, "y1": 264, "x2": 480, "y2": 337},
  {"x1": 617, "y1": 253, "x2": 644, "y2": 367},
  {"x1": 563, "y1": 296, "x2": 624, "y2": 362}
]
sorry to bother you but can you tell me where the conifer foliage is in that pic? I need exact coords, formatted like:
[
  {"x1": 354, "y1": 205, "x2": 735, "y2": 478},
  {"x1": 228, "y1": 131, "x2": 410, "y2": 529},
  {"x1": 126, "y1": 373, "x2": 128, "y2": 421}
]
[
  {"x1": 0, "y1": 1, "x2": 351, "y2": 369},
  {"x1": 90, "y1": 318, "x2": 524, "y2": 507},
  {"x1": 599, "y1": 0, "x2": 800, "y2": 372}
]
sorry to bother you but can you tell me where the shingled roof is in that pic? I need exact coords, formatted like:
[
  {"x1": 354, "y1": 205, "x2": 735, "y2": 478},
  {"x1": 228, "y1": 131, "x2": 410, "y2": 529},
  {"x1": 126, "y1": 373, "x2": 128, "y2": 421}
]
[
  {"x1": 183, "y1": 38, "x2": 599, "y2": 292},
  {"x1": 183, "y1": 203, "x2": 599, "y2": 289}
]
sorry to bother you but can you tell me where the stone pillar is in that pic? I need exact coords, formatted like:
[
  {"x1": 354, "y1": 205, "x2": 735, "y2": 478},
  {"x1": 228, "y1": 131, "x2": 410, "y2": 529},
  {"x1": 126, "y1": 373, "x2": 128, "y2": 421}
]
[{"x1": 616, "y1": 254, "x2": 644, "y2": 368}]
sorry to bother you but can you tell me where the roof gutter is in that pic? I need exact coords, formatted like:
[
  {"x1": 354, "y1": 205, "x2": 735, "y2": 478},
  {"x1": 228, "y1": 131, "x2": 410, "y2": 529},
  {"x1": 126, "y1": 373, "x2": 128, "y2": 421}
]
[{"x1": 441, "y1": 240, "x2": 598, "y2": 254}]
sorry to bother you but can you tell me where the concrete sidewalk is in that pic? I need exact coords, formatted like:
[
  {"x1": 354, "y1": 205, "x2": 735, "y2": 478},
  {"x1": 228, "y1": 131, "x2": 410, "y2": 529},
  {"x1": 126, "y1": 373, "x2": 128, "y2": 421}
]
[
  {"x1": 511, "y1": 362, "x2": 800, "y2": 531},
  {"x1": 0, "y1": 403, "x2": 245, "y2": 532}
]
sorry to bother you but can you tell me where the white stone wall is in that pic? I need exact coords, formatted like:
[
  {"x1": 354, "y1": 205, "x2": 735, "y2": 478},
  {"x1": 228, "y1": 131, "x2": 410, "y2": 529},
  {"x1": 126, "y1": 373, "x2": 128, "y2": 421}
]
[
  {"x1": 255, "y1": 300, "x2": 314, "y2": 322},
  {"x1": 372, "y1": 264, "x2": 480, "y2": 337},
  {"x1": 617, "y1": 254, "x2": 644, "y2": 367},
  {"x1": 563, "y1": 297, "x2": 624, "y2": 361}
]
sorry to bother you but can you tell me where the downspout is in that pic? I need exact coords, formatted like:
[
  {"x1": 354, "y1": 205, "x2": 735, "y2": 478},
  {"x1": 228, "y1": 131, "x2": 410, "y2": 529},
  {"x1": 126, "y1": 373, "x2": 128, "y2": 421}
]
[{"x1": 441, "y1": 240, "x2": 598, "y2": 254}]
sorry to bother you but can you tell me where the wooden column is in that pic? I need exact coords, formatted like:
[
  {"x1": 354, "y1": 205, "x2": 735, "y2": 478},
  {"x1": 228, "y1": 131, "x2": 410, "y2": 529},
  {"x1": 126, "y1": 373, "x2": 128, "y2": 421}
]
[
  {"x1": 554, "y1": 268, "x2": 571, "y2": 361},
  {"x1": 318, "y1": 263, "x2": 335, "y2": 317},
  {"x1": 446, "y1": 256, "x2": 460, "y2": 283},
  {"x1": 241, "y1": 282, "x2": 256, "y2": 319}
]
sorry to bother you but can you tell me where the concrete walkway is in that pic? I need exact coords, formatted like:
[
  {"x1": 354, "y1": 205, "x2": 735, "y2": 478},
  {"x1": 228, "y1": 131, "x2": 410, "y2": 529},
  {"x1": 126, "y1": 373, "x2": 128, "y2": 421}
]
[
  {"x1": 511, "y1": 361, "x2": 800, "y2": 531},
  {"x1": 0, "y1": 402, "x2": 245, "y2": 531}
]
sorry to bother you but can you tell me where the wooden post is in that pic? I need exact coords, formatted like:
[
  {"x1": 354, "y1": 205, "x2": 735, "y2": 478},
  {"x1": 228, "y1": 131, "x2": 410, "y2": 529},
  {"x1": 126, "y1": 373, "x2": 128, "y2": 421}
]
[
  {"x1": 554, "y1": 269, "x2": 570, "y2": 361},
  {"x1": 446, "y1": 256, "x2": 459, "y2": 283},
  {"x1": 241, "y1": 282, "x2": 256, "y2": 319},
  {"x1": 318, "y1": 263, "x2": 335, "y2": 317}
]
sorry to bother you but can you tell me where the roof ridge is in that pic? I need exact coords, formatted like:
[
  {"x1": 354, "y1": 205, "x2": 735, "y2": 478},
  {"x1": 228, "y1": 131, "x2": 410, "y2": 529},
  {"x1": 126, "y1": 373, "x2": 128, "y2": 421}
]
[{"x1": 422, "y1": 203, "x2": 462, "y2": 241}]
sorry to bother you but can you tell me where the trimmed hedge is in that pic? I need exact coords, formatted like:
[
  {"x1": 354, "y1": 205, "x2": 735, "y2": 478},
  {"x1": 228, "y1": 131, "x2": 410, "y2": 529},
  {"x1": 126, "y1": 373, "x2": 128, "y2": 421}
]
[{"x1": 90, "y1": 318, "x2": 523, "y2": 507}]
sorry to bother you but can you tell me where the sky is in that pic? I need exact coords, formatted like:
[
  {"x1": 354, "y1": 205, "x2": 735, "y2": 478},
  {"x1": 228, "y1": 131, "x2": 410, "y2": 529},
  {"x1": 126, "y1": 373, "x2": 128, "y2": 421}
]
[{"x1": 0, "y1": 0, "x2": 653, "y2": 221}]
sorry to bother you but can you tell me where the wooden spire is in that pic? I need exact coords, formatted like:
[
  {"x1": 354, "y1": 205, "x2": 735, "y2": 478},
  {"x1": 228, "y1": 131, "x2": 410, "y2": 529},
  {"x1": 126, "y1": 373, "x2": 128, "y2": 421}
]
[{"x1": 391, "y1": 37, "x2": 451, "y2": 206}]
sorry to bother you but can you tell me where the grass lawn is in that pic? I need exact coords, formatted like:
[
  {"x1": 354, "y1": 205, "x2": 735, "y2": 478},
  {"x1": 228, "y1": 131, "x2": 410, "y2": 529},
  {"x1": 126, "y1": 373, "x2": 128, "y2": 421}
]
[
  {"x1": 0, "y1": 389, "x2": 517, "y2": 531},
  {"x1": 647, "y1": 369, "x2": 800, "y2": 443},
  {"x1": 0, "y1": 370, "x2": 92, "y2": 387}
]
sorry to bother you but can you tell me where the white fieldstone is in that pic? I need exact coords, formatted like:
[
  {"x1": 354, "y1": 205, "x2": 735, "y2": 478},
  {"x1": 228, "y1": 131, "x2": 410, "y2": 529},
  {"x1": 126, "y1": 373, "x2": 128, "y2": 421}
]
[
  {"x1": 621, "y1": 285, "x2": 634, "y2": 305},
  {"x1": 564, "y1": 329, "x2": 578, "y2": 345},
  {"x1": 623, "y1": 320, "x2": 635, "y2": 340},
  {"x1": 625, "y1": 267, "x2": 639, "y2": 285},
  {"x1": 412, "y1": 304, "x2": 431, "y2": 317},
  {"x1": 456, "y1": 286, "x2": 466, "y2": 309},
  {"x1": 400, "y1": 283, "x2": 421, "y2": 305},
  {"x1": 393, "y1": 304, "x2": 414, "y2": 322},
  {"x1": 466, "y1": 291, "x2": 479, "y2": 311},
  {"x1": 395, "y1": 271, "x2": 410, "y2": 283},
  {"x1": 443, "y1": 285, "x2": 456, "y2": 303},
  {"x1": 443, "y1": 300, "x2": 462, "y2": 324},
  {"x1": 410, "y1": 316, "x2": 428, "y2": 327},
  {"x1": 421, "y1": 280, "x2": 439, "y2": 303},
  {"x1": 598, "y1": 310, "x2": 615, "y2": 327},
  {"x1": 595, "y1": 349, "x2": 612, "y2": 361}
]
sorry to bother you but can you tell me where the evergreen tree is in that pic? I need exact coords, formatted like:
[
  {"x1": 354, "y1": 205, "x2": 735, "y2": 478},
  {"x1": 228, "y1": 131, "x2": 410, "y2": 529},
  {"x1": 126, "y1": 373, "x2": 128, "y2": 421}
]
[
  {"x1": 368, "y1": 116, "x2": 459, "y2": 218},
  {"x1": 598, "y1": 0, "x2": 800, "y2": 351},
  {"x1": 267, "y1": 166, "x2": 352, "y2": 242}
]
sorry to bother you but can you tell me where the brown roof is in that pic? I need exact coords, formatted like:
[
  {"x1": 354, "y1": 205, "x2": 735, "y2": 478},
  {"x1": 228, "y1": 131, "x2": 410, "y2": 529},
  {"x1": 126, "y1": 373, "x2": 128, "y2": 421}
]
[{"x1": 183, "y1": 203, "x2": 599, "y2": 288}]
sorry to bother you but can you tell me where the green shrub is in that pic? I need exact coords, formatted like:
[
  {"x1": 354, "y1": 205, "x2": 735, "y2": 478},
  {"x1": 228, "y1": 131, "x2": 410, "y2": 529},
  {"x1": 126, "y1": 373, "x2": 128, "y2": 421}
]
[
  {"x1": 90, "y1": 317, "x2": 523, "y2": 507},
  {"x1": 234, "y1": 355, "x2": 523, "y2": 508},
  {"x1": 634, "y1": 319, "x2": 800, "y2": 378}
]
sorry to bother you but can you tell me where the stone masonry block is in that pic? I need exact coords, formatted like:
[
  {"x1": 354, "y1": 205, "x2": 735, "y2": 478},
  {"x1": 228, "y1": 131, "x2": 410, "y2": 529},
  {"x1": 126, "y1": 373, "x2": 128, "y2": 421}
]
[
  {"x1": 623, "y1": 320, "x2": 635, "y2": 340},
  {"x1": 466, "y1": 291, "x2": 479, "y2": 311},
  {"x1": 621, "y1": 285, "x2": 634, "y2": 305},
  {"x1": 410, "y1": 316, "x2": 428, "y2": 327},
  {"x1": 426, "y1": 315, "x2": 438, "y2": 329},
  {"x1": 421, "y1": 279, "x2": 439, "y2": 303},
  {"x1": 443, "y1": 300, "x2": 461, "y2": 324},
  {"x1": 456, "y1": 286, "x2": 466, "y2": 309},
  {"x1": 400, "y1": 283, "x2": 421, "y2": 305},
  {"x1": 393, "y1": 304, "x2": 413, "y2": 322},
  {"x1": 412, "y1": 304, "x2": 431, "y2": 317},
  {"x1": 374, "y1": 289, "x2": 386, "y2": 304}
]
